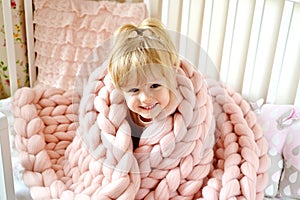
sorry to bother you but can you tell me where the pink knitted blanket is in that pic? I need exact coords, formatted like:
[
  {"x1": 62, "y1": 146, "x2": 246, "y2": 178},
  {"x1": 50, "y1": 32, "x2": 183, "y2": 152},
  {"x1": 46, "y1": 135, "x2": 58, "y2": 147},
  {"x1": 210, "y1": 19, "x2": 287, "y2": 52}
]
[{"x1": 12, "y1": 59, "x2": 270, "y2": 199}]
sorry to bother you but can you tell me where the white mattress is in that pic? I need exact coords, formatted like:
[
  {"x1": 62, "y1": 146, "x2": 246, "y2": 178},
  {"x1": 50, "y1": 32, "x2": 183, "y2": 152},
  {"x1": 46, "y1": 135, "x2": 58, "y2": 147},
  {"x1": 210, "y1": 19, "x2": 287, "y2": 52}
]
[{"x1": 0, "y1": 98, "x2": 32, "y2": 200}]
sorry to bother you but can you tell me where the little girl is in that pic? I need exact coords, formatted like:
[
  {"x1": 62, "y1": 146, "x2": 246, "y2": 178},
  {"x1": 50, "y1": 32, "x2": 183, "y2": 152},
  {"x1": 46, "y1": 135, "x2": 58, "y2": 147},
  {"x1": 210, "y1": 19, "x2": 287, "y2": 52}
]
[
  {"x1": 108, "y1": 18, "x2": 187, "y2": 150},
  {"x1": 104, "y1": 19, "x2": 218, "y2": 199}
]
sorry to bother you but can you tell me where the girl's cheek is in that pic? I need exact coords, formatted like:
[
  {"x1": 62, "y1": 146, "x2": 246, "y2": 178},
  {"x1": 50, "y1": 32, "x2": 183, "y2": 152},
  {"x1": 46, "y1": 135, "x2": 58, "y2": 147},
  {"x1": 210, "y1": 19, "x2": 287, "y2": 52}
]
[{"x1": 124, "y1": 95, "x2": 136, "y2": 106}]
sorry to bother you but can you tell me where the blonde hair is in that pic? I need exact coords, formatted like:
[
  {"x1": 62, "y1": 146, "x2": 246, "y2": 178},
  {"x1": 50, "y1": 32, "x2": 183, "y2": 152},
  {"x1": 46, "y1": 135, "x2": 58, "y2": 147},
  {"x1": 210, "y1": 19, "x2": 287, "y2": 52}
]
[{"x1": 108, "y1": 18, "x2": 179, "y2": 91}]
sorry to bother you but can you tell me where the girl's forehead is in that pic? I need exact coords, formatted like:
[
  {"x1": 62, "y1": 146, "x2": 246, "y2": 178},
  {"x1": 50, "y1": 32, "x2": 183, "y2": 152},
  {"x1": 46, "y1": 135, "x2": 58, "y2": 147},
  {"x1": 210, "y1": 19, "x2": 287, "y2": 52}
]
[
  {"x1": 121, "y1": 71, "x2": 168, "y2": 89},
  {"x1": 121, "y1": 64, "x2": 167, "y2": 83}
]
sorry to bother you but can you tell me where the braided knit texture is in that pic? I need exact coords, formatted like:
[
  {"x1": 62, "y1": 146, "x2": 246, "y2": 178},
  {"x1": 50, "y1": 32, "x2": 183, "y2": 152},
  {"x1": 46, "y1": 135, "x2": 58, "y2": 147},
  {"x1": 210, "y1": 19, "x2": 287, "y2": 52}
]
[{"x1": 12, "y1": 59, "x2": 270, "y2": 199}]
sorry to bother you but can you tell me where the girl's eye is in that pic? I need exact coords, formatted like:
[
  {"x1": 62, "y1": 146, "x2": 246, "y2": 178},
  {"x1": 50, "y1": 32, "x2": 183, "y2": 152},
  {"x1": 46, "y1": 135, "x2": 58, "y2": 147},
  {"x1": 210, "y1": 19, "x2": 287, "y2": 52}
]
[
  {"x1": 150, "y1": 84, "x2": 160, "y2": 88},
  {"x1": 128, "y1": 88, "x2": 139, "y2": 93}
]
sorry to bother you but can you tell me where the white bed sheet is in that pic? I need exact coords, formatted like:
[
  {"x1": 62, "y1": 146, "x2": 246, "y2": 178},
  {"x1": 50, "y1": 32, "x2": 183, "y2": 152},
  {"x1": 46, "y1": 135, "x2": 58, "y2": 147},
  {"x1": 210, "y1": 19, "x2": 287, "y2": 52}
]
[{"x1": 0, "y1": 98, "x2": 32, "y2": 200}]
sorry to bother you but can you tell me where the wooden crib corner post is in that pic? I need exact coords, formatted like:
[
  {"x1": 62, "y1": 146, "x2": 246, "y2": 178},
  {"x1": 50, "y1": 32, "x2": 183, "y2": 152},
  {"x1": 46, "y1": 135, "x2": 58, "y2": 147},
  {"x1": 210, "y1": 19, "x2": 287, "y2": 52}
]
[{"x1": 0, "y1": 112, "x2": 15, "y2": 200}]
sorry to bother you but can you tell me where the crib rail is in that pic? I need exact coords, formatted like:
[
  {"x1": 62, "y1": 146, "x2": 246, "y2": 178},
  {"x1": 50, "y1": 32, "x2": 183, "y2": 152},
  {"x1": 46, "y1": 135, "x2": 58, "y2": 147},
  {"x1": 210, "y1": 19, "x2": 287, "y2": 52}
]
[{"x1": 3, "y1": 0, "x2": 300, "y2": 107}]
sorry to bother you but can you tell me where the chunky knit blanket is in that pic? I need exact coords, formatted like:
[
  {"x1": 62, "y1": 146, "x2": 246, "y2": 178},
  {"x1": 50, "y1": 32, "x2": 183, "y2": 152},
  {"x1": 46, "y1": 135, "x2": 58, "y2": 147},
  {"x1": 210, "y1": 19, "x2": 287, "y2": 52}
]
[{"x1": 12, "y1": 59, "x2": 270, "y2": 199}]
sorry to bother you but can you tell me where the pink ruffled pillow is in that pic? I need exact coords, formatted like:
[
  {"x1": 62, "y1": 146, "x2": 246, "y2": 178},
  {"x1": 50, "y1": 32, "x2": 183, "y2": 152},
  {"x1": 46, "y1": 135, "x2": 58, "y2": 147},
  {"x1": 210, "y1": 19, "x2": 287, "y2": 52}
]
[{"x1": 33, "y1": 0, "x2": 147, "y2": 91}]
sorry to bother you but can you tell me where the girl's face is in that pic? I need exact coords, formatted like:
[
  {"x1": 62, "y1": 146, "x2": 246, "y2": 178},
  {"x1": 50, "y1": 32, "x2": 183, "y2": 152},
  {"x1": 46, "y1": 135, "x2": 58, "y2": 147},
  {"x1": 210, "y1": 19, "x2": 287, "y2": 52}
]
[{"x1": 121, "y1": 71, "x2": 171, "y2": 121}]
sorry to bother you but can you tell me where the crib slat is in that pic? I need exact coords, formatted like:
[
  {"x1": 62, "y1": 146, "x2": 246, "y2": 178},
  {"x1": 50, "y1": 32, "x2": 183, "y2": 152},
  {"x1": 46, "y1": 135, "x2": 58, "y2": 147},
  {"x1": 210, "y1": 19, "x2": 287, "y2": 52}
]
[
  {"x1": 219, "y1": 0, "x2": 238, "y2": 86},
  {"x1": 185, "y1": 0, "x2": 205, "y2": 67},
  {"x1": 271, "y1": 2, "x2": 300, "y2": 105},
  {"x1": 266, "y1": 0, "x2": 294, "y2": 104},
  {"x1": 199, "y1": 0, "x2": 213, "y2": 74},
  {"x1": 204, "y1": 0, "x2": 229, "y2": 78},
  {"x1": 221, "y1": 0, "x2": 256, "y2": 93},
  {"x1": 187, "y1": 0, "x2": 204, "y2": 44},
  {"x1": 242, "y1": 0, "x2": 266, "y2": 101},
  {"x1": 2, "y1": 0, "x2": 18, "y2": 96},
  {"x1": 200, "y1": 0, "x2": 213, "y2": 53},
  {"x1": 166, "y1": 0, "x2": 183, "y2": 32},
  {"x1": 145, "y1": 0, "x2": 163, "y2": 20},
  {"x1": 220, "y1": 0, "x2": 238, "y2": 88},
  {"x1": 246, "y1": 0, "x2": 284, "y2": 102},
  {"x1": 160, "y1": 0, "x2": 169, "y2": 25},
  {"x1": 24, "y1": 0, "x2": 36, "y2": 87},
  {"x1": 176, "y1": 0, "x2": 190, "y2": 58},
  {"x1": 180, "y1": 0, "x2": 190, "y2": 36},
  {"x1": 160, "y1": 0, "x2": 182, "y2": 55}
]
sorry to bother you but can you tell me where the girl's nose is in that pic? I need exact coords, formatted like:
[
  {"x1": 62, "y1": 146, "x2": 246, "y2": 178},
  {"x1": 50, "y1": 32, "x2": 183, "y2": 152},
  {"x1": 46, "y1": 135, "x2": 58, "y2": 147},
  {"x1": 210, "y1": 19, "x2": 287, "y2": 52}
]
[{"x1": 140, "y1": 91, "x2": 152, "y2": 102}]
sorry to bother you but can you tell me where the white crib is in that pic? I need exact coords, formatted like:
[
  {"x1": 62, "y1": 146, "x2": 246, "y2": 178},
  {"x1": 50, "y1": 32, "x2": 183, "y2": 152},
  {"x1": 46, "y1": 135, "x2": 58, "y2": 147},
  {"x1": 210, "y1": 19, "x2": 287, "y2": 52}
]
[{"x1": 1, "y1": 0, "x2": 300, "y2": 199}]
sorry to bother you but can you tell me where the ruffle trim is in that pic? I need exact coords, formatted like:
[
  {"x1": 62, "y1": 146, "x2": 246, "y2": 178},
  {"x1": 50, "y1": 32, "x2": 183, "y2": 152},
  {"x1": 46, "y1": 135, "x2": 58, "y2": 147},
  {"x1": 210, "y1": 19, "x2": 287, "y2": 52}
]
[
  {"x1": 34, "y1": 25, "x2": 112, "y2": 48},
  {"x1": 33, "y1": 3, "x2": 146, "y2": 31},
  {"x1": 35, "y1": 55, "x2": 105, "y2": 75},
  {"x1": 34, "y1": 40, "x2": 111, "y2": 63},
  {"x1": 34, "y1": 0, "x2": 147, "y2": 18}
]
